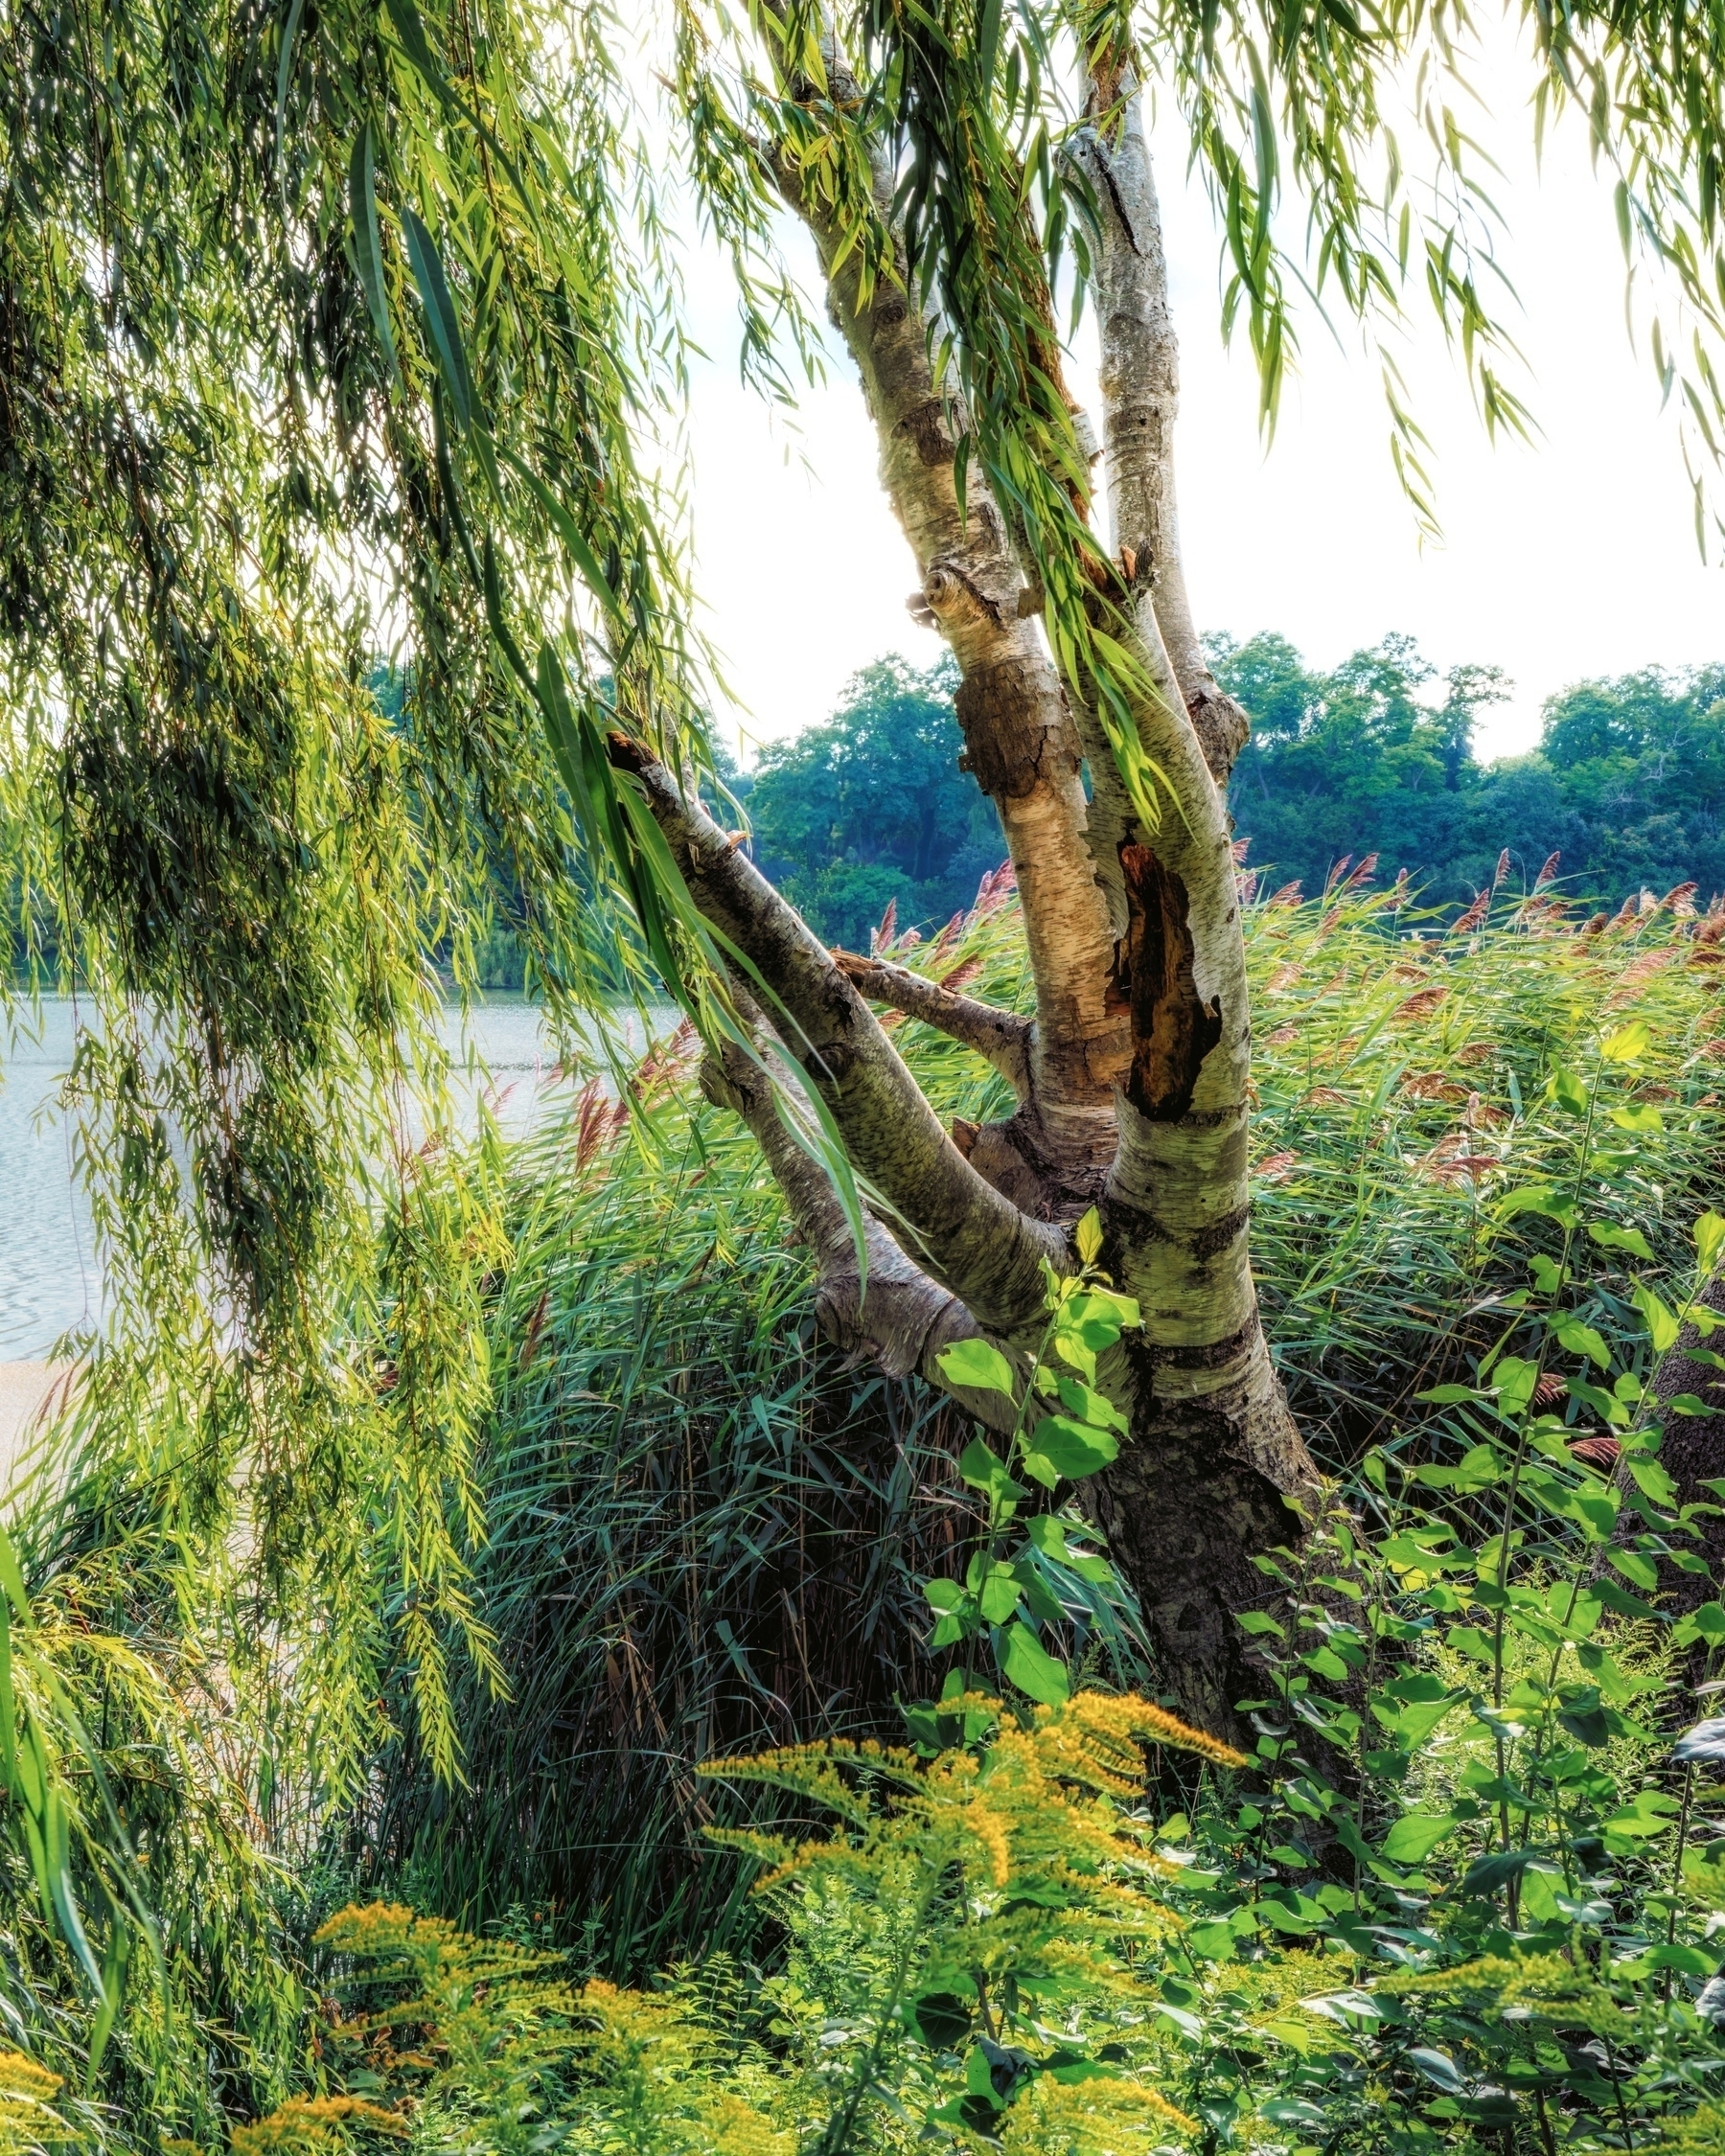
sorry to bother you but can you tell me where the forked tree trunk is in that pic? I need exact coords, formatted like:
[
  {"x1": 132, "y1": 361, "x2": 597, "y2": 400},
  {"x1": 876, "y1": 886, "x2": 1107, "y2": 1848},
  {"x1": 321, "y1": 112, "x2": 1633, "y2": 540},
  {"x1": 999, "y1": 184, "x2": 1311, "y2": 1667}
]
[{"x1": 620, "y1": 28, "x2": 1322, "y2": 1736}]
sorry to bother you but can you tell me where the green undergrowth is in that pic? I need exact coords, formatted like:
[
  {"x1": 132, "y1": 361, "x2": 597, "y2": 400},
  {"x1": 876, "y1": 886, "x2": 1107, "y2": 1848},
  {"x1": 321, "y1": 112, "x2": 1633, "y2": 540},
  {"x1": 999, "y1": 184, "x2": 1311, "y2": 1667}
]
[
  {"x1": 230, "y1": 970, "x2": 1725, "y2": 2153},
  {"x1": 4, "y1": 875, "x2": 1725, "y2": 2148},
  {"x1": 358, "y1": 876, "x2": 1725, "y2": 1956}
]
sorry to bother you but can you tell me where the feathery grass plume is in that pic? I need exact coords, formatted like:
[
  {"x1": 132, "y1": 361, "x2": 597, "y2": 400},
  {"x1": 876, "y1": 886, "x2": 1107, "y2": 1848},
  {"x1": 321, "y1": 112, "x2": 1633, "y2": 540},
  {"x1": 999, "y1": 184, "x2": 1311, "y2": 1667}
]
[{"x1": 357, "y1": 878, "x2": 1725, "y2": 1981}]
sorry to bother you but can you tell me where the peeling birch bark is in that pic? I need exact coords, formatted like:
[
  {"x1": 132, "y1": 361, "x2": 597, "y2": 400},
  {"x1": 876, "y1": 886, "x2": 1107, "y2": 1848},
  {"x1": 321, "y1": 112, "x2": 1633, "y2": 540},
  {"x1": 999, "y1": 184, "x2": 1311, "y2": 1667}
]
[
  {"x1": 644, "y1": 12, "x2": 1326, "y2": 1735},
  {"x1": 1065, "y1": 59, "x2": 1322, "y2": 1726},
  {"x1": 772, "y1": 124, "x2": 1126, "y2": 1194}
]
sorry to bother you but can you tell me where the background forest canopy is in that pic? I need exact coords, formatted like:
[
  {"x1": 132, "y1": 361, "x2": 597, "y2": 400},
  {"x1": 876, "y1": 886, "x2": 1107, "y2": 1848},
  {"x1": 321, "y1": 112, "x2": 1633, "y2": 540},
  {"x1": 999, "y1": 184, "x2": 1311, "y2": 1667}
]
[{"x1": 680, "y1": 641, "x2": 1725, "y2": 962}]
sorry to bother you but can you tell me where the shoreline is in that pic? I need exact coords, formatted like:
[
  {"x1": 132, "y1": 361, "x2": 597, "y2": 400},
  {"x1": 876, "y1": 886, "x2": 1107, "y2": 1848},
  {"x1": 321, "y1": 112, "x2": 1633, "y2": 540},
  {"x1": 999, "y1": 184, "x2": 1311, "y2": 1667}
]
[{"x1": 0, "y1": 1362, "x2": 71, "y2": 1492}]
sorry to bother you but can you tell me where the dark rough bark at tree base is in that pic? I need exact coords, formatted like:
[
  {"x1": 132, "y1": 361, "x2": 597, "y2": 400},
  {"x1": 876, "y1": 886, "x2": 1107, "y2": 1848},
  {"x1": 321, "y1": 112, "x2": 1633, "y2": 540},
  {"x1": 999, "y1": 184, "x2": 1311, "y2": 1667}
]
[
  {"x1": 1646, "y1": 1274, "x2": 1725, "y2": 1665},
  {"x1": 1089, "y1": 1389, "x2": 1302, "y2": 1739}
]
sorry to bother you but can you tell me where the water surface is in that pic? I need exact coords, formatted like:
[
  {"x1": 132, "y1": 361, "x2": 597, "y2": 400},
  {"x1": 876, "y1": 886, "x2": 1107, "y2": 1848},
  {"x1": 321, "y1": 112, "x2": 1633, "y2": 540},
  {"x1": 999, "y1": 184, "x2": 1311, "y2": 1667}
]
[{"x1": 0, "y1": 996, "x2": 656, "y2": 1359}]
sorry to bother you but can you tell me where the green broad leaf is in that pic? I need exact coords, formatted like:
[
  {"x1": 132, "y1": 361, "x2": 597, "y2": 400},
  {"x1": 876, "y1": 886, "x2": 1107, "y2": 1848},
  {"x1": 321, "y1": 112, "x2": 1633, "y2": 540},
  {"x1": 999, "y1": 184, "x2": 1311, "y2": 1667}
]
[
  {"x1": 1599, "y1": 1021, "x2": 1652, "y2": 1064},
  {"x1": 1024, "y1": 1515, "x2": 1069, "y2": 1558},
  {"x1": 1684, "y1": 1599, "x2": 1725, "y2": 1642},
  {"x1": 1074, "y1": 1206, "x2": 1102, "y2": 1265},
  {"x1": 1556, "y1": 1697, "x2": 1612, "y2": 1747},
  {"x1": 1664, "y1": 1393, "x2": 1712, "y2": 1416},
  {"x1": 1023, "y1": 1414, "x2": 1118, "y2": 1486},
  {"x1": 1187, "y1": 1919, "x2": 1238, "y2": 1961},
  {"x1": 929, "y1": 1612, "x2": 970, "y2": 1649},
  {"x1": 1255, "y1": 1892, "x2": 1322, "y2": 1936},
  {"x1": 1493, "y1": 1355, "x2": 1540, "y2": 1418},
  {"x1": 1447, "y1": 1624, "x2": 1497, "y2": 1664},
  {"x1": 1498, "y1": 1185, "x2": 1577, "y2": 1228},
  {"x1": 402, "y1": 207, "x2": 476, "y2": 431},
  {"x1": 1602, "y1": 1805, "x2": 1678, "y2": 1841},
  {"x1": 1301, "y1": 1646, "x2": 1349, "y2": 1682},
  {"x1": 964, "y1": 2045, "x2": 1000, "y2": 2103},
  {"x1": 1551, "y1": 1068, "x2": 1589, "y2": 1116},
  {"x1": 1067, "y1": 1553, "x2": 1116, "y2": 1584},
  {"x1": 1235, "y1": 1609, "x2": 1285, "y2": 1639},
  {"x1": 1046, "y1": 2058, "x2": 1118, "y2": 2086},
  {"x1": 1589, "y1": 1221, "x2": 1656, "y2": 1260},
  {"x1": 978, "y1": 1567, "x2": 1023, "y2": 1624},
  {"x1": 1592, "y1": 1577, "x2": 1662, "y2": 1620},
  {"x1": 1695, "y1": 1209, "x2": 1725, "y2": 1273},
  {"x1": 1552, "y1": 1317, "x2": 1611, "y2": 1369},
  {"x1": 1628, "y1": 1456, "x2": 1680, "y2": 1504},
  {"x1": 348, "y1": 123, "x2": 398, "y2": 383},
  {"x1": 907, "y1": 1991, "x2": 973, "y2": 2052},
  {"x1": 924, "y1": 1578, "x2": 965, "y2": 1614},
  {"x1": 1633, "y1": 1281, "x2": 1682, "y2": 1351},
  {"x1": 1000, "y1": 1620, "x2": 1070, "y2": 1706},
  {"x1": 1569, "y1": 1375, "x2": 1627, "y2": 1424},
  {"x1": 1414, "y1": 1383, "x2": 1481, "y2": 1404},
  {"x1": 1624, "y1": 1942, "x2": 1714, "y2": 1979},
  {"x1": 1062, "y1": 1288, "x2": 1140, "y2": 1347},
  {"x1": 1609, "y1": 1102, "x2": 1665, "y2": 1133},
  {"x1": 1607, "y1": 1548, "x2": 1661, "y2": 1592},
  {"x1": 1461, "y1": 1847, "x2": 1537, "y2": 1894},
  {"x1": 1371, "y1": 1695, "x2": 1458, "y2": 1746},
  {"x1": 936, "y1": 1339, "x2": 1018, "y2": 1401},
  {"x1": 1054, "y1": 1374, "x2": 1127, "y2": 1432},
  {"x1": 1013, "y1": 1564, "x2": 1067, "y2": 1627},
  {"x1": 1380, "y1": 1813, "x2": 1458, "y2": 1864},
  {"x1": 1407, "y1": 2047, "x2": 1466, "y2": 2094},
  {"x1": 958, "y1": 1440, "x2": 1027, "y2": 1504}
]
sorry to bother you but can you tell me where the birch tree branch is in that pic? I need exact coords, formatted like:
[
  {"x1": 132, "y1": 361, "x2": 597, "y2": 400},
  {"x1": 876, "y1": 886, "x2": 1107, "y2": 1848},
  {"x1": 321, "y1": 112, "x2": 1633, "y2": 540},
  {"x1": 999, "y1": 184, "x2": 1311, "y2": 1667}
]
[
  {"x1": 756, "y1": 39, "x2": 1126, "y2": 1188},
  {"x1": 607, "y1": 732, "x2": 1064, "y2": 1340},
  {"x1": 830, "y1": 950, "x2": 1033, "y2": 1095},
  {"x1": 1082, "y1": 69, "x2": 1250, "y2": 786},
  {"x1": 699, "y1": 1031, "x2": 1017, "y2": 1433}
]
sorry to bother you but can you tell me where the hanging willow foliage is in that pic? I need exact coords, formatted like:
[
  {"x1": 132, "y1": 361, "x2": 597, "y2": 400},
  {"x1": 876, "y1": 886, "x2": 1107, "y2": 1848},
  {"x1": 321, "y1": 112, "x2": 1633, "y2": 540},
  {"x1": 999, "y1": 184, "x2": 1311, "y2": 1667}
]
[{"x1": 0, "y1": 0, "x2": 1720, "y2": 1986}]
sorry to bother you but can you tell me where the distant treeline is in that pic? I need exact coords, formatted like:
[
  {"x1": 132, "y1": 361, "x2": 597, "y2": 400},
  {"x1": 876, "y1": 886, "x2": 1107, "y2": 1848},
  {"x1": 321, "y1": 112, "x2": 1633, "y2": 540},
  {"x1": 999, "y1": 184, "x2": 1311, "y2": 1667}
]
[
  {"x1": 1216, "y1": 633, "x2": 1725, "y2": 909},
  {"x1": 728, "y1": 637, "x2": 1725, "y2": 948}
]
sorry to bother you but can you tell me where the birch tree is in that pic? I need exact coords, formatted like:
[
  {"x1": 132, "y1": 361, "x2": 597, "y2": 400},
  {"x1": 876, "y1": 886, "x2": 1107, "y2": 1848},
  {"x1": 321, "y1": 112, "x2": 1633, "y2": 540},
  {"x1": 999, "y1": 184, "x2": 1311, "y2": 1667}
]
[{"x1": 1, "y1": 0, "x2": 1722, "y2": 1736}]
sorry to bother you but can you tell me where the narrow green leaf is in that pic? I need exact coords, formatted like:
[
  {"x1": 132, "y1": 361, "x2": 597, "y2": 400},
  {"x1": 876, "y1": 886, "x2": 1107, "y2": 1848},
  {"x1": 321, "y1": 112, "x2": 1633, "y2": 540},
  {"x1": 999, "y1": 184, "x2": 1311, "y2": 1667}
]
[
  {"x1": 348, "y1": 123, "x2": 398, "y2": 383},
  {"x1": 403, "y1": 208, "x2": 475, "y2": 432}
]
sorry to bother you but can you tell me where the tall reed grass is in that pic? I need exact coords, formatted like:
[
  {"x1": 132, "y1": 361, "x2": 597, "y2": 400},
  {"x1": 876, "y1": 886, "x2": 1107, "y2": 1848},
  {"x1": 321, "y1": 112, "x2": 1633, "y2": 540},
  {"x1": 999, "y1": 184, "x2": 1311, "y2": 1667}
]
[{"x1": 360, "y1": 869, "x2": 1725, "y2": 1965}]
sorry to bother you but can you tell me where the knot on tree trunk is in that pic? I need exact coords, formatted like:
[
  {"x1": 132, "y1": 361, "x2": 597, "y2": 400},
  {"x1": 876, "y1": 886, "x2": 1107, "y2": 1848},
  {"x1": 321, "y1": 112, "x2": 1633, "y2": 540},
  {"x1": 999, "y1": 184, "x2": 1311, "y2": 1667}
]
[
  {"x1": 1116, "y1": 842, "x2": 1222, "y2": 1122},
  {"x1": 1185, "y1": 684, "x2": 1251, "y2": 785}
]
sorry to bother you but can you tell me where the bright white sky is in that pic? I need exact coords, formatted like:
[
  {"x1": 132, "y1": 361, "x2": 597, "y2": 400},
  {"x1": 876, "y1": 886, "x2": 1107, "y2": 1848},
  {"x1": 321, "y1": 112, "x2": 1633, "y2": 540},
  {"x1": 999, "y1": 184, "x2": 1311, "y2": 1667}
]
[{"x1": 670, "y1": 35, "x2": 1720, "y2": 768}]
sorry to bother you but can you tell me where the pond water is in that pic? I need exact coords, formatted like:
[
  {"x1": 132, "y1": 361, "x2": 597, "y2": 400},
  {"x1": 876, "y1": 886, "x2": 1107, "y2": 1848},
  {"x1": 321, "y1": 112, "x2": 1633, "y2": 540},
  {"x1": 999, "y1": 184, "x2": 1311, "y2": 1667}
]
[{"x1": 0, "y1": 996, "x2": 661, "y2": 1359}]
